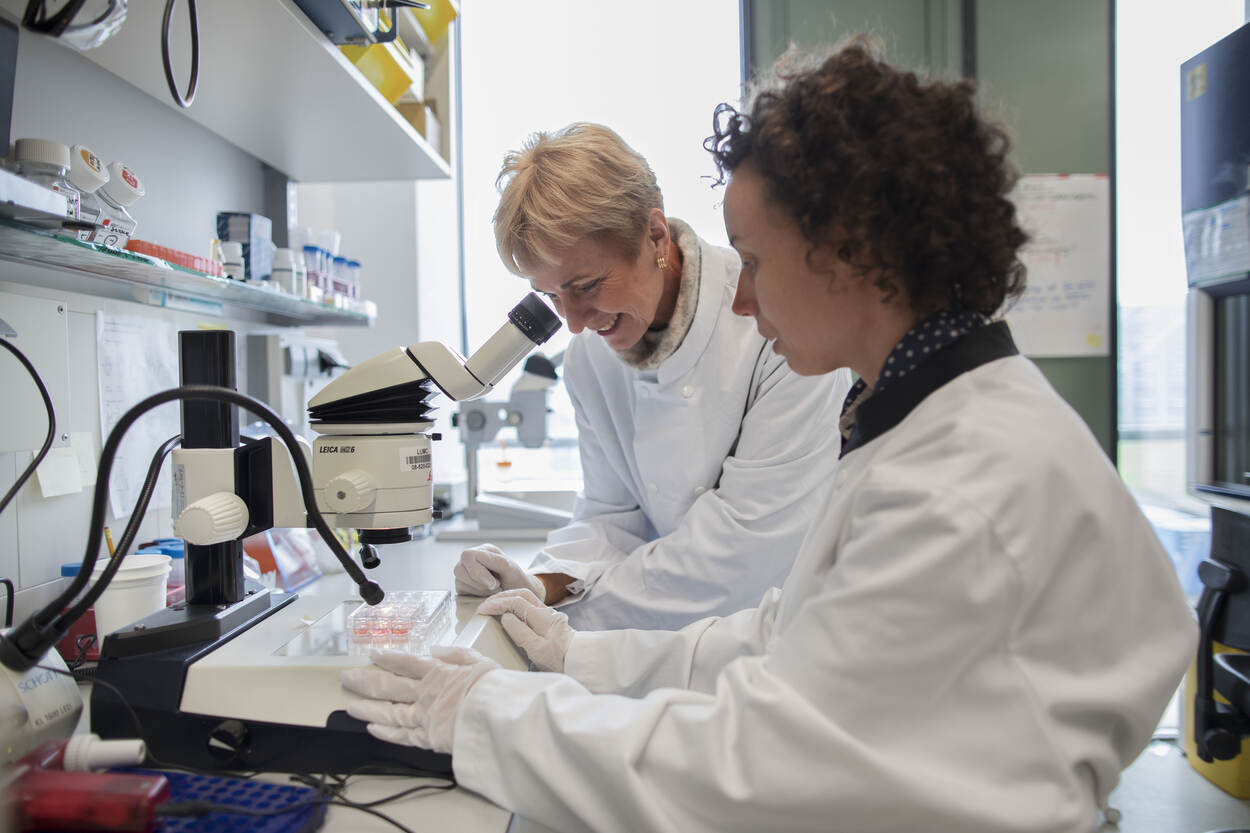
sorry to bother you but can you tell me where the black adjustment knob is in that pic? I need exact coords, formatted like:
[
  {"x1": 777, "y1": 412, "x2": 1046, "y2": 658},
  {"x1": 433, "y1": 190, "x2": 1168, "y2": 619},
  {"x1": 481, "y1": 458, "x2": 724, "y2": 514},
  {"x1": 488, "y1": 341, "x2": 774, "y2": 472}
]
[
  {"x1": 1203, "y1": 728, "x2": 1242, "y2": 761},
  {"x1": 359, "y1": 543, "x2": 381, "y2": 569},
  {"x1": 208, "y1": 719, "x2": 249, "y2": 764},
  {"x1": 430, "y1": 433, "x2": 442, "y2": 441},
  {"x1": 432, "y1": 509, "x2": 444, "y2": 520}
]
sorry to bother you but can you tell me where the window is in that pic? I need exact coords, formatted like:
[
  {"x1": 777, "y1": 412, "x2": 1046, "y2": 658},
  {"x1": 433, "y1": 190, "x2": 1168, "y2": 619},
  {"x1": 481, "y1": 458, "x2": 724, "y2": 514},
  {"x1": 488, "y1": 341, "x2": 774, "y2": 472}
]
[
  {"x1": 457, "y1": 2, "x2": 741, "y2": 492},
  {"x1": 1115, "y1": 1, "x2": 1244, "y2": 595}
]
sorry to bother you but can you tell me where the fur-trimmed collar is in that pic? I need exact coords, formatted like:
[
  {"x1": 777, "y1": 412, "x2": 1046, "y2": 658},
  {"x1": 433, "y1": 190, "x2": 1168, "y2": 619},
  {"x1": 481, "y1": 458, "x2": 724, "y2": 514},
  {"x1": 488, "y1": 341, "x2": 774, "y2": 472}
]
[{"x1": 615, "y1": 217, "x2": 702, "y2": 370}]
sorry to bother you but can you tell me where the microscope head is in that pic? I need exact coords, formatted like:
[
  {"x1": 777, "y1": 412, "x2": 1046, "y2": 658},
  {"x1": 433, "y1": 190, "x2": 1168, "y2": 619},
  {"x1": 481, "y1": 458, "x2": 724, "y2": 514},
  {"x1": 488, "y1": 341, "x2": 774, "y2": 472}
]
[
  {"x1": 303, "y1": 294, "x2": 560, "y2": 542},
  {"x1": 307, "y1": 293, "x2": 560, "y2": 432}
]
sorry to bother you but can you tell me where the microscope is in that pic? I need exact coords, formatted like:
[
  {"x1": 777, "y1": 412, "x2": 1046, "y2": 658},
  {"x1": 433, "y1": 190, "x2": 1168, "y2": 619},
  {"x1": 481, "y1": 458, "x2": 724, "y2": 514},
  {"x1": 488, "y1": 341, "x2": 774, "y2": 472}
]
[
  {"x1": 1, "y1": 293, "x2": 560, "y2": 776},
  {"x1": 171, "y1": 293, "x2": 561, "y2": 563}
]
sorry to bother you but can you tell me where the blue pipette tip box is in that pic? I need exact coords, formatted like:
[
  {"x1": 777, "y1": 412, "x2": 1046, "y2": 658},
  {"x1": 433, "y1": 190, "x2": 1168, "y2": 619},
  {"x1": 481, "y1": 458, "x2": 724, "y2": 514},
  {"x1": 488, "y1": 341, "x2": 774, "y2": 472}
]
[{"x1": 131, "y1": 768, "x2": 326, "y2": 833}]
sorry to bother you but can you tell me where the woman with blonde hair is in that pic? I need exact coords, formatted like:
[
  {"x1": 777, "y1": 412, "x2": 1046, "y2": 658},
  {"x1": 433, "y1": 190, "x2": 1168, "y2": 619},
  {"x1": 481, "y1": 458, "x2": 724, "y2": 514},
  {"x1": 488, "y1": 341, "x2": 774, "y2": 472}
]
[{"x1": 453, "y1": 122, "x2": 851, "y2": 631}]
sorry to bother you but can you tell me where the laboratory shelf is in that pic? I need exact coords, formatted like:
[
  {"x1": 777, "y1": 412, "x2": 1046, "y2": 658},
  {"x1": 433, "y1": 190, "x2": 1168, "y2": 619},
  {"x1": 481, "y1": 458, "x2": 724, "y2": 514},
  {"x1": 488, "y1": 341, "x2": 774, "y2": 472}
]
[
  {"x1": 0, "y1": 0, "x2": 450, "y2": 182},
  {"x1": 0, "y1": 220, "x2": 376, "y2": 327}
]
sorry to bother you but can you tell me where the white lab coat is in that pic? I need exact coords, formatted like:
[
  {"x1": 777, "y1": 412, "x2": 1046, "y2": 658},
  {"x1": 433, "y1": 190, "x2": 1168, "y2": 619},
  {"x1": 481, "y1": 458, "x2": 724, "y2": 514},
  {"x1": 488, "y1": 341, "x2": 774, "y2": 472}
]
[
  {"x1": 529, "y1": 221, "x2": 851, "y2": 630},
  {"x1": 453, "y1": 352, "x2": 1197, "y2": 833}
]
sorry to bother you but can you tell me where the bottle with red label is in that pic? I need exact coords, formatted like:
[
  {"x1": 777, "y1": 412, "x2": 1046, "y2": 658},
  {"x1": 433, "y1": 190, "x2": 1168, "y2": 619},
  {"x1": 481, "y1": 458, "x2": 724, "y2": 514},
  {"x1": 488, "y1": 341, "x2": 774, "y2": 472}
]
[
  {"x1": 11, "y1": 138, "x2": 81, "y2": 221},
  {"x1": 88, "y1": 160, "x2": 144, "y2": 250},
  {"x1": 66, "y1": 144, "x2": 110, "y2": 242}
]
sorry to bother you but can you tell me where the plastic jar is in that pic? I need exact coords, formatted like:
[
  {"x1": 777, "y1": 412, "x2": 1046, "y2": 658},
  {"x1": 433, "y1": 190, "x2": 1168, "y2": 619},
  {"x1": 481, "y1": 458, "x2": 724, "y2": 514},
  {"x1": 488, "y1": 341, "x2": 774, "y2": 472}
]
[
  {"x1": 348, "y1": 259, "x2": 362, "y2": 300},
  {"x1": 66, "y1": 145, "x2": 110, "y2": 242},
  {"x1": 12, "y1": 138, "x2": 81, "y2": 220},
  {"x1": 302, "y1": 245, "x2": 323, "y2": 291},
  {"x1": 331, "y1": 255, "x2": 350, "y2": 297},
  {"x1": 88, "y1": 161, "x2": 143, "y2": 249},
  {"x1": 220, "y1": 241, "x2": 245, "y2": 280},
  {"x1": 293, "y1": 249, "x2": 308, "y2": 297},
  {"x1": 271, "y1": 247, "x2": 298, "y2": 293}
]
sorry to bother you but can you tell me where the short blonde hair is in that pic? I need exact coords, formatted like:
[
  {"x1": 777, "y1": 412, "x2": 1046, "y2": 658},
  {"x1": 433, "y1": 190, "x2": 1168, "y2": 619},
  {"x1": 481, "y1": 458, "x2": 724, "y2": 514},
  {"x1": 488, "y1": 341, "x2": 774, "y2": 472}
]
[{"x1": 494, "y1": 123, "x2": 663, "y2": 275}]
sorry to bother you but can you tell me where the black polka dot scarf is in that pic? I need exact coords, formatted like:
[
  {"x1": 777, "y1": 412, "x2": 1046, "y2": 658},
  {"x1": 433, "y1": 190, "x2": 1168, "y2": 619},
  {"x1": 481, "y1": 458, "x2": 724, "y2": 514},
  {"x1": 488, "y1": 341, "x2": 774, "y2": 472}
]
[{"x1": 839, "y1": 308, "x2": 990, "y2": 436}]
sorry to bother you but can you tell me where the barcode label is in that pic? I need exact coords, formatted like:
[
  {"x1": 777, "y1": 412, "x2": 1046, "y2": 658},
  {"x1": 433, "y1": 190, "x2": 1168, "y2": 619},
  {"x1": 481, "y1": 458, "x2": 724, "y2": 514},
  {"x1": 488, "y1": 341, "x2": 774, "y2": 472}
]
[{"x1": 400, "y1": 446, "x2": 431, "y2": 472}]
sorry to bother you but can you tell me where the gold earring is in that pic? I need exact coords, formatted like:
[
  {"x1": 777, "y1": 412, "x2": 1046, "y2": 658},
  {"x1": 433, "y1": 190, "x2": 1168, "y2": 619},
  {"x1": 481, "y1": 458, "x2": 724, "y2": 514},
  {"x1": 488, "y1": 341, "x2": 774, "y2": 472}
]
[{"x1": 657, "y1": 256, "x2": 667, "y2": 270}]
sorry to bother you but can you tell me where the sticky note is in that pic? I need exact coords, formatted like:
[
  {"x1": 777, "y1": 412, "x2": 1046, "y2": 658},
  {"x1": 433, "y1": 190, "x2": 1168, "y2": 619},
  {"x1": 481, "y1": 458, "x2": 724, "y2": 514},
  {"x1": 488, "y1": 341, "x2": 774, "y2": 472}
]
[{"x1": 34, "y1": 446, "x2": 83, "y2": 498}]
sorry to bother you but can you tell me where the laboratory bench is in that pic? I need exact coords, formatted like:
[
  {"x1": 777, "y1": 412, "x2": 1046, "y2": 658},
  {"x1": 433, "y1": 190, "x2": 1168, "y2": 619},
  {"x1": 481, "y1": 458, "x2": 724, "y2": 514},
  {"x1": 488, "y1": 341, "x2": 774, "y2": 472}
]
[{"x1": 72, "y1": 528, "x2": 1250, "y2": 833}]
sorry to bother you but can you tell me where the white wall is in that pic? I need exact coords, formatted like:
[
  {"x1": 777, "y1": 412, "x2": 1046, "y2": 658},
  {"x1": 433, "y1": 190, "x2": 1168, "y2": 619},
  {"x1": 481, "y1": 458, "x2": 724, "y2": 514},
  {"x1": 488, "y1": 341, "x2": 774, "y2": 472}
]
[
  {"x1": 299, "y1": 180, "x2": 423, "y2": 363},
  {"x1": 10, "y1": 31, "x2": 267, "y2": 256}
]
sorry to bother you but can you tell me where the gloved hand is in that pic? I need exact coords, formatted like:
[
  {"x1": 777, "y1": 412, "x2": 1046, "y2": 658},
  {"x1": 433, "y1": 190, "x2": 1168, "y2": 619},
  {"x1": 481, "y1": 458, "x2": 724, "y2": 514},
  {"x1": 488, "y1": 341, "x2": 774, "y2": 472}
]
[
  {"x1": 454, "y1": 542, "x2": 547, "y2": 600},
  {"x1": 478, "y1": 588, "x2": 575, "y2": 674},
  {"x1": 339, "y1": 645, "x2": 499, "y2": 754}
]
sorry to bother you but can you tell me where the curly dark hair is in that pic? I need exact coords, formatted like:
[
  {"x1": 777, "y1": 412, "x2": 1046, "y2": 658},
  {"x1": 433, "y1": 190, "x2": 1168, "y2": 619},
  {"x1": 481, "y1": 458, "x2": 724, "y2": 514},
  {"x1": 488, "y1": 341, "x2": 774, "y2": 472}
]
[{"x1": 706, "y1": 37, "x2": 1028, "y2": 316}]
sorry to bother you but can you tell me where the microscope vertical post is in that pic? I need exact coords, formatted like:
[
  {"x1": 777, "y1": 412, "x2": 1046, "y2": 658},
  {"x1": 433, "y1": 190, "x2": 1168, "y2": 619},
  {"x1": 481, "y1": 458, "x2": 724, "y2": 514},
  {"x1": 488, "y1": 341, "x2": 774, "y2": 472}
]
[{"x1": 179, "y1": 330, "x2": 245, "y2": 605}]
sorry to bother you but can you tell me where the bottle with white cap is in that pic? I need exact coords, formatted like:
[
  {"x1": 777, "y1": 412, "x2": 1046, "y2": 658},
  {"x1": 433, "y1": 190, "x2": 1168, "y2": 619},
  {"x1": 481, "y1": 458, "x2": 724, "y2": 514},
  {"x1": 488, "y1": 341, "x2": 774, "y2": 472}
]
[
  {"x1": 220, "y1": 241, "x2": 245, "y2": 280},
  {"x1": 87, "y1": 161, "x2": 144, "y2": 250},
  {"x1": 271, "y1": 247, "x2": 303, "y2": 293},
  {"x1": 11, "y1": 138, "x2": 81, "y2": 220},
  {"x1": 66, "y1": 145, "x2": 110, "y2": 242}
]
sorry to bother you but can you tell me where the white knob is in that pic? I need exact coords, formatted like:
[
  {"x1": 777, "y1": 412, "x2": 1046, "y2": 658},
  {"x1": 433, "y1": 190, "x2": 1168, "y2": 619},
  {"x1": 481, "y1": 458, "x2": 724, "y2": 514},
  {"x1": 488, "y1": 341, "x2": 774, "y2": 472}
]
[
  {"x1": 175, "y1": 491, "x2": 249, "y2": 545},
  {"x1": 325, "y1": 469, "x2": 376, "y2": 513}
]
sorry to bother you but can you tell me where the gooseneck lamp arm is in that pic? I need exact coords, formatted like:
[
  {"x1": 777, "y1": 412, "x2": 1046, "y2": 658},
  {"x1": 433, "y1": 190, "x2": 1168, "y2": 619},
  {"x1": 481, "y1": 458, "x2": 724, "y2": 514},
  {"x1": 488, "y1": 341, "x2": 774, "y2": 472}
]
[{"x1": 0, "y1": 385, "x2": 382, "y2": 673}]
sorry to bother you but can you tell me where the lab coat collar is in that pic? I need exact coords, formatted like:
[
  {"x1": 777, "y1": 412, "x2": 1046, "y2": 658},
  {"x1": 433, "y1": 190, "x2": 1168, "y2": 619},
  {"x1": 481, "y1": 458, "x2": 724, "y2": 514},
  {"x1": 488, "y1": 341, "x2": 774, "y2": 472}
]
[
  {"x1": 655, "y1": 221, "x2": 733, "y2": 386},
  {"x1": 841, "y1": 320, "x2": 1019, "y2": 458}
]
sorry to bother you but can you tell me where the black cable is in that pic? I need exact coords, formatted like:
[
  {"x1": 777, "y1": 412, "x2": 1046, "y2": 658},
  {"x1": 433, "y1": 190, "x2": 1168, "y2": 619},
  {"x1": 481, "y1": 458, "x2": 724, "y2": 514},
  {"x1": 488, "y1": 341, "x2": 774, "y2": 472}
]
[
  {"x1": 67, "y1": 633, "x2": 96, "y2": 671},
  {"x1": 157, "y1": 798, "x2": 423, "y2": 833},
  {"x1": 0, "y1": 337, "x2": 56, "y2": 517},
  {"x1": 3, "y1": 384, "x2": 383, "y2": 672},
  {"x1": 63, "y1": 433, "x2": 182, "y2": 626},
  {"x1": 0, "y1": 577, "x2": 12, "y2": 628},
  {"x1": 161, "y1": 0, "x2": 199, "y2": 109},
  {"x1": 23, "y1": 0, "x2": 121, "y2": 38},
  {"x1": 21, "y1": 0, "x2": 87, "y2": 36}
]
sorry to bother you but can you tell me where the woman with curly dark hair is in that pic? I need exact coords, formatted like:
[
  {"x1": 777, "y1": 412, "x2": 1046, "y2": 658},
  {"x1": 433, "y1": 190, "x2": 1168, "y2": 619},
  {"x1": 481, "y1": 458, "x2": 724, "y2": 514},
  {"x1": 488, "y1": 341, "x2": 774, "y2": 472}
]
[{"x1": 341, "y1": 39, "x2": 1195, "y2": 833}]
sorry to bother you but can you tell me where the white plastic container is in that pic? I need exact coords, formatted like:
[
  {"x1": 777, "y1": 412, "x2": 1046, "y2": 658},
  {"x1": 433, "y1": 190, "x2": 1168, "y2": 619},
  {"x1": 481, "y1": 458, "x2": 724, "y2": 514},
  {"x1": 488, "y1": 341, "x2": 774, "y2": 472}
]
[
  {"x1": 88, "y1": 161, "x2": 143, "y2": 250},
  {"x1": 220, "y1": 241, "x2": 245, "y2": 280},
  {"x1": 91, "y1": 553, "x2": 171, "y2": 643},
  {"x1": 272, "y1": 247, "x2": 298, "y2": 293},
  {"x1": 66, "y1": 145, "x2": 110, "y2": 242},
  {"x1": 12, "y1": 138, "x2": 80, "y2": 220}
]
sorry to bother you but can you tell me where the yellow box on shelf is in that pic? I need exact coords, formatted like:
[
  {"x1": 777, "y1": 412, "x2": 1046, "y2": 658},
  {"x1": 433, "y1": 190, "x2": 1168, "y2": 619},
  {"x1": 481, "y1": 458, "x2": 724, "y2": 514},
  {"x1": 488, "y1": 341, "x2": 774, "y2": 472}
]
[
  {"x1": 411, "y1": 0, "x2": 458, "y2": 45},
  {"x1": 340, "y1": 23, "x2": 421, "y2": 104},
  {"x1": 395, "y1": 102, "x2": 440, "y2": 153}
]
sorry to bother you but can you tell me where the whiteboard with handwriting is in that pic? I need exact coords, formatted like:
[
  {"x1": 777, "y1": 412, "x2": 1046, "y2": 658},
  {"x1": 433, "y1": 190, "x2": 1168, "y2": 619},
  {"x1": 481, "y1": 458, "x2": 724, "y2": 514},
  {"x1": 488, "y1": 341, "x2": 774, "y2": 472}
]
[{"x1": 1003, "y1": 174, "x2": 1110, "y2": 357}]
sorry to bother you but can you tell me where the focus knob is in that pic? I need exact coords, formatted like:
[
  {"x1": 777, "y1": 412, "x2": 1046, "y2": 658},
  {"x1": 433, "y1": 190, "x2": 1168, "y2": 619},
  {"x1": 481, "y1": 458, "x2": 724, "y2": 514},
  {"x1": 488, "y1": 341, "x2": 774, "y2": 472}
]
[
  {"x1": 325, "y1": 469, "x2": 376, "y2": 513},
  {"x1": 207, "y1": 719, "x2": 249, "y2": 764},
  {"x1": 175, "y1": 491, "x2": 248, "y2": 545}
]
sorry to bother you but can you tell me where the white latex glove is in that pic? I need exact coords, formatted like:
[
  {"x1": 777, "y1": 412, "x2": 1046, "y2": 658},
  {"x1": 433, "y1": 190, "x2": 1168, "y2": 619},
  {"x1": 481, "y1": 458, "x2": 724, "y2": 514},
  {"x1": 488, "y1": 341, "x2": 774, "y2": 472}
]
[
  {"x1": 478, "y1": 588, "x2": 576, "y2": 674},
  {"x1": 339, "y1": 645, "x2": 498, "y2": 754},
  {"x1": 454, "y1": 542, "x2": 547, "y2": 600}
]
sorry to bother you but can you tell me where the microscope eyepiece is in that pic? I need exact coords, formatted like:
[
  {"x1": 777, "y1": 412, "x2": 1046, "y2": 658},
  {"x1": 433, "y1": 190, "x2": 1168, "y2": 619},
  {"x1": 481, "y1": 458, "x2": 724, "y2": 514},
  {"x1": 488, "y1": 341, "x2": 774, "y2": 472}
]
[{"x1": 508, "y1": 293, "x2": 561, "y2": 345}]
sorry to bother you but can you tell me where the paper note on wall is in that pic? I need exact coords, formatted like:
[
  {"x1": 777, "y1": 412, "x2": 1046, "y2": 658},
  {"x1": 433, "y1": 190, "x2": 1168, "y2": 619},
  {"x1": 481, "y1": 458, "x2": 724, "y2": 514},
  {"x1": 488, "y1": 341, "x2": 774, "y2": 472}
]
[
  {"x1": 34, "y1": 446, "x2": 82, "y2": 498},
  {"x1": 1004, "y1": 174, "x2": 1111, "y2": 357},
  {"x1": 97, "y1": 313, "x2": 179, "y2": 518}
]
